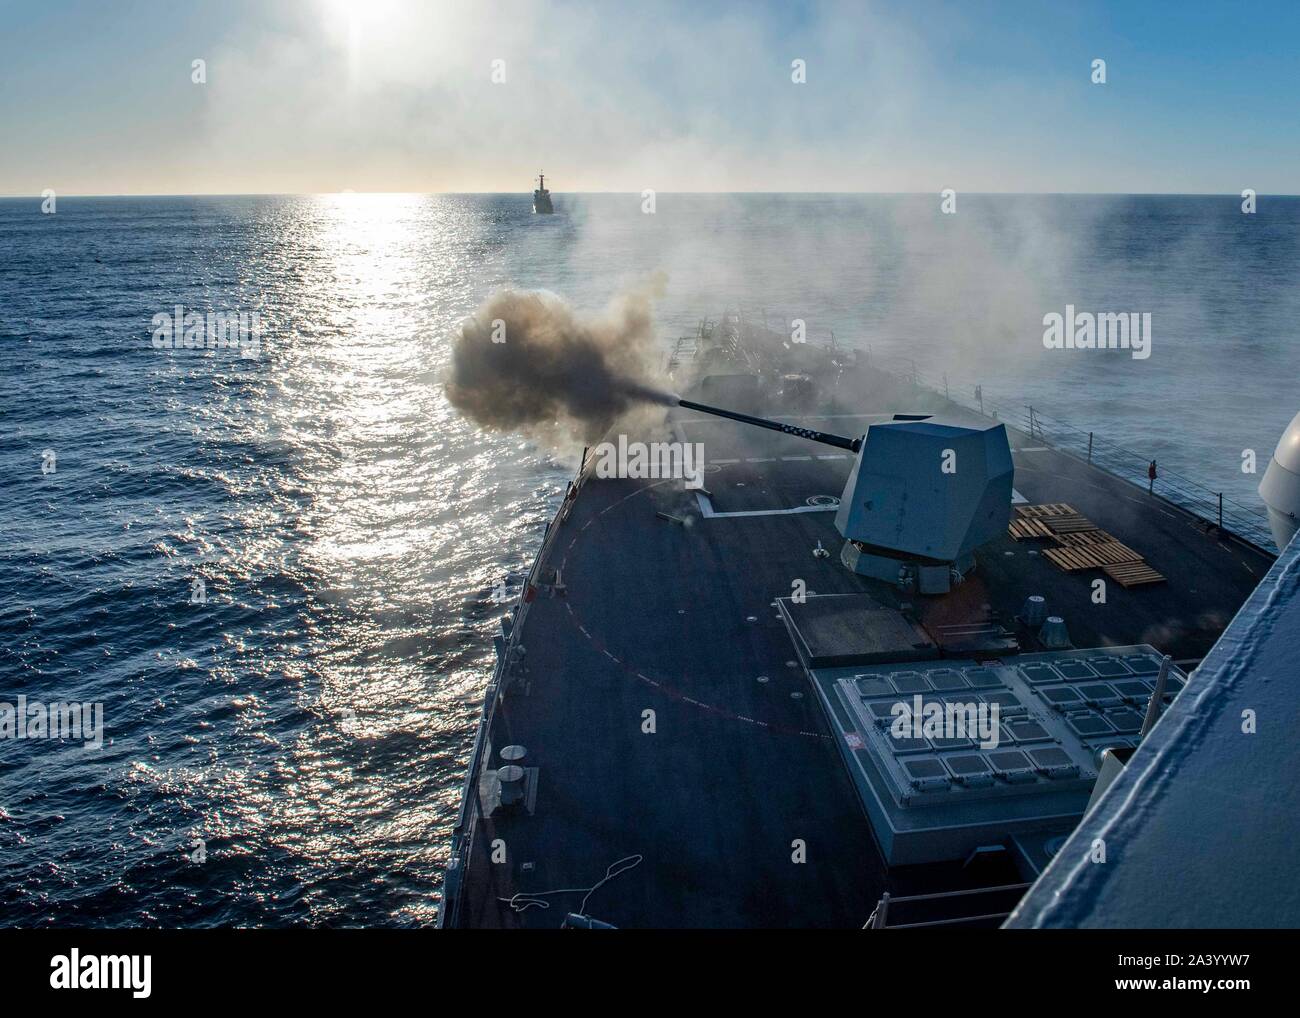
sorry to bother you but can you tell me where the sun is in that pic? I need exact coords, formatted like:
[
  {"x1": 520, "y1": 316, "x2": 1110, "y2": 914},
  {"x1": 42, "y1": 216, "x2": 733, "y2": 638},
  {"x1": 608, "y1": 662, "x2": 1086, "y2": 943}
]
[
  {"x1": 320, "y1": 0, "x2": 416, "y2": 87},
  {"x1": 320, "y1": 0, "x2": 367, "y2": 82}
]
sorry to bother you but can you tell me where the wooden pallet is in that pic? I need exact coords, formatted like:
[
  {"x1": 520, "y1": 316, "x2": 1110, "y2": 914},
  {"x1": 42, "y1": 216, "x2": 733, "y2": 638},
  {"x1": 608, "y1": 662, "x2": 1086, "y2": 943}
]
[
  {"x1": 1044, "y1": 514, "x2": 1100, "y2": 534},
  {"x1": 1015, "y1": 503, "x2": 1078, "y2": 519},
  {"x1": 1087, "y1": 541, "x2": 1144, "y2": 565},
  {"x1": 1103, "y1": 561, "x2": 1167, "y2": 587},
  {"x1": 1054, "y1": 530, "x2": 1120, "y2": 547},
  {"x1": 1042, "y1": 541, "x2": 1144, "y2": 572},
  {"x1": 1008, "y1": 517, "x2": 1054, "y2": 540},
  {"x1": 1043, "y1": 546, "x2": 1099, "y2": 571}
]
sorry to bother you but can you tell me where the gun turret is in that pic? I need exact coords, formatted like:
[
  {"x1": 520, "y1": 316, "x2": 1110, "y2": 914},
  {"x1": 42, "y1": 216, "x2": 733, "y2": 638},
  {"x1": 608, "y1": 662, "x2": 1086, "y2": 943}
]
[
  {"x1": 676, "y1": 398, "x2": 861, "y2": 452},
  {"x1": 676, "y1": 396, "x2": 1014, "y2": 595}
]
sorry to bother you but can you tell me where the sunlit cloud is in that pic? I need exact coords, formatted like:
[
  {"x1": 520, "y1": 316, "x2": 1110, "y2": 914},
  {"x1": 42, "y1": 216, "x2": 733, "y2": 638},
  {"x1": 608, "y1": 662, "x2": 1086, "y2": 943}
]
[{"x1": 1, "y1": 0, "x2": 1298, "y2": 195}]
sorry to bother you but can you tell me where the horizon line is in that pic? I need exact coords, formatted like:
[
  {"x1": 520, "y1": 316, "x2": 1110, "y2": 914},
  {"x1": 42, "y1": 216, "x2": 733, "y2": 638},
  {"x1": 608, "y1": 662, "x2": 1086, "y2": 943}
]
[{"x1": 3, "y1": 190, "x2": 1298, "y2": 200}]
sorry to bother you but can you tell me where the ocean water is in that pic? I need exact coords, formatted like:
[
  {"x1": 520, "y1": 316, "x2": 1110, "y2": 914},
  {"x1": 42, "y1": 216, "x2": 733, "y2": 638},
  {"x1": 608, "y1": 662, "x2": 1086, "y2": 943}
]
[{"x1": 1, "y1": 193, "x2": 1297, "y2": 926}]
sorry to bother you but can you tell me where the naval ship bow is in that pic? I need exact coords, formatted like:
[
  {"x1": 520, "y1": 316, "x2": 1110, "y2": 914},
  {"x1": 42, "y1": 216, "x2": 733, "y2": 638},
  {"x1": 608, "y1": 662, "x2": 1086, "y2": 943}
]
[{"x1": 441, "y1": 315, "x2": 1288, "y2": 929}]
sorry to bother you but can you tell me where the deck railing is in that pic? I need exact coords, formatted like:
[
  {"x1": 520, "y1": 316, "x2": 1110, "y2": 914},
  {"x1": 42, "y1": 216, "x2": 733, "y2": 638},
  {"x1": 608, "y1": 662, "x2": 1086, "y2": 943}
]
[
  {"x1": 870, "y1": 355, "x2": 1275, "y2": 553},
  {"x1": 865, "y1": 883, "x2": 1034, "y2": 929},
  {"x1": 438, "y1": 449, "x2": 594, "y2": 929}
]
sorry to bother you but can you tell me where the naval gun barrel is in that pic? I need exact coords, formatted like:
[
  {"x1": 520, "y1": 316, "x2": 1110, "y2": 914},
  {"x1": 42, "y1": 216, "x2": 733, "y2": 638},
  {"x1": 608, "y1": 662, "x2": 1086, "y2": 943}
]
[{"x1": 677, "y1": 398, "x2": 862, "y2": 452}]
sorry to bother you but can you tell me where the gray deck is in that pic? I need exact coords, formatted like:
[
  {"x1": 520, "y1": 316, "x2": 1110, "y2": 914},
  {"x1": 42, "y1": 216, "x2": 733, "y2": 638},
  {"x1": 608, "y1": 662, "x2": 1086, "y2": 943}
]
[
  {"x1": 447, "y1": 368, "x2": 1274, "y2": 928},
  {"x1": 1007, "y1": 526, "x2": 1300, "y2": 928}
]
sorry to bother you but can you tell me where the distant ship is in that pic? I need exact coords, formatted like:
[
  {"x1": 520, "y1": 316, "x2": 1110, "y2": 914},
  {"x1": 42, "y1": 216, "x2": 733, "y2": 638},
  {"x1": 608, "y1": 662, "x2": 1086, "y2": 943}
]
[{"x1": 532, "y1": 173, "x2": 554, "y2": 214}]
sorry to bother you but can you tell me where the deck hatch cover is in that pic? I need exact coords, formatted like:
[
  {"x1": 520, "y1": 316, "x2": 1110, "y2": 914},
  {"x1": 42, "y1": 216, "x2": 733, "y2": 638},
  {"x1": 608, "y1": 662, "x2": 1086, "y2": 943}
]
[{"x1": 779, "y1": 593, "x2": 939, "y2": 668}]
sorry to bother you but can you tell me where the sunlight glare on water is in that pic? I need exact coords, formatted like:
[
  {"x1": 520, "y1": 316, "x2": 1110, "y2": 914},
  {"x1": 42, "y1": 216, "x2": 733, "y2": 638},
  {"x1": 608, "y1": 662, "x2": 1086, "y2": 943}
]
[{"x1": 1, "y1": 192, "x2": 1297, "y2": 925}]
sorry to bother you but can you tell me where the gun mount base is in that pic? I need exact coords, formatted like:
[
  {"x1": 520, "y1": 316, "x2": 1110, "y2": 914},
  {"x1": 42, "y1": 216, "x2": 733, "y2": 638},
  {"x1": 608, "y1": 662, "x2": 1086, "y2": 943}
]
[{"x1": 841, "y1": 540, "x2": 977, "y2": 595}]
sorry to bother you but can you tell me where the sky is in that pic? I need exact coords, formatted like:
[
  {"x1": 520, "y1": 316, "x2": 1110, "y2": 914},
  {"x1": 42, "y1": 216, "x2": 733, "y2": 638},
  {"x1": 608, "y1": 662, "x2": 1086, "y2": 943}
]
[{"x1": 1, "y1": 0, "x2": 1298, "y2": 196}]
